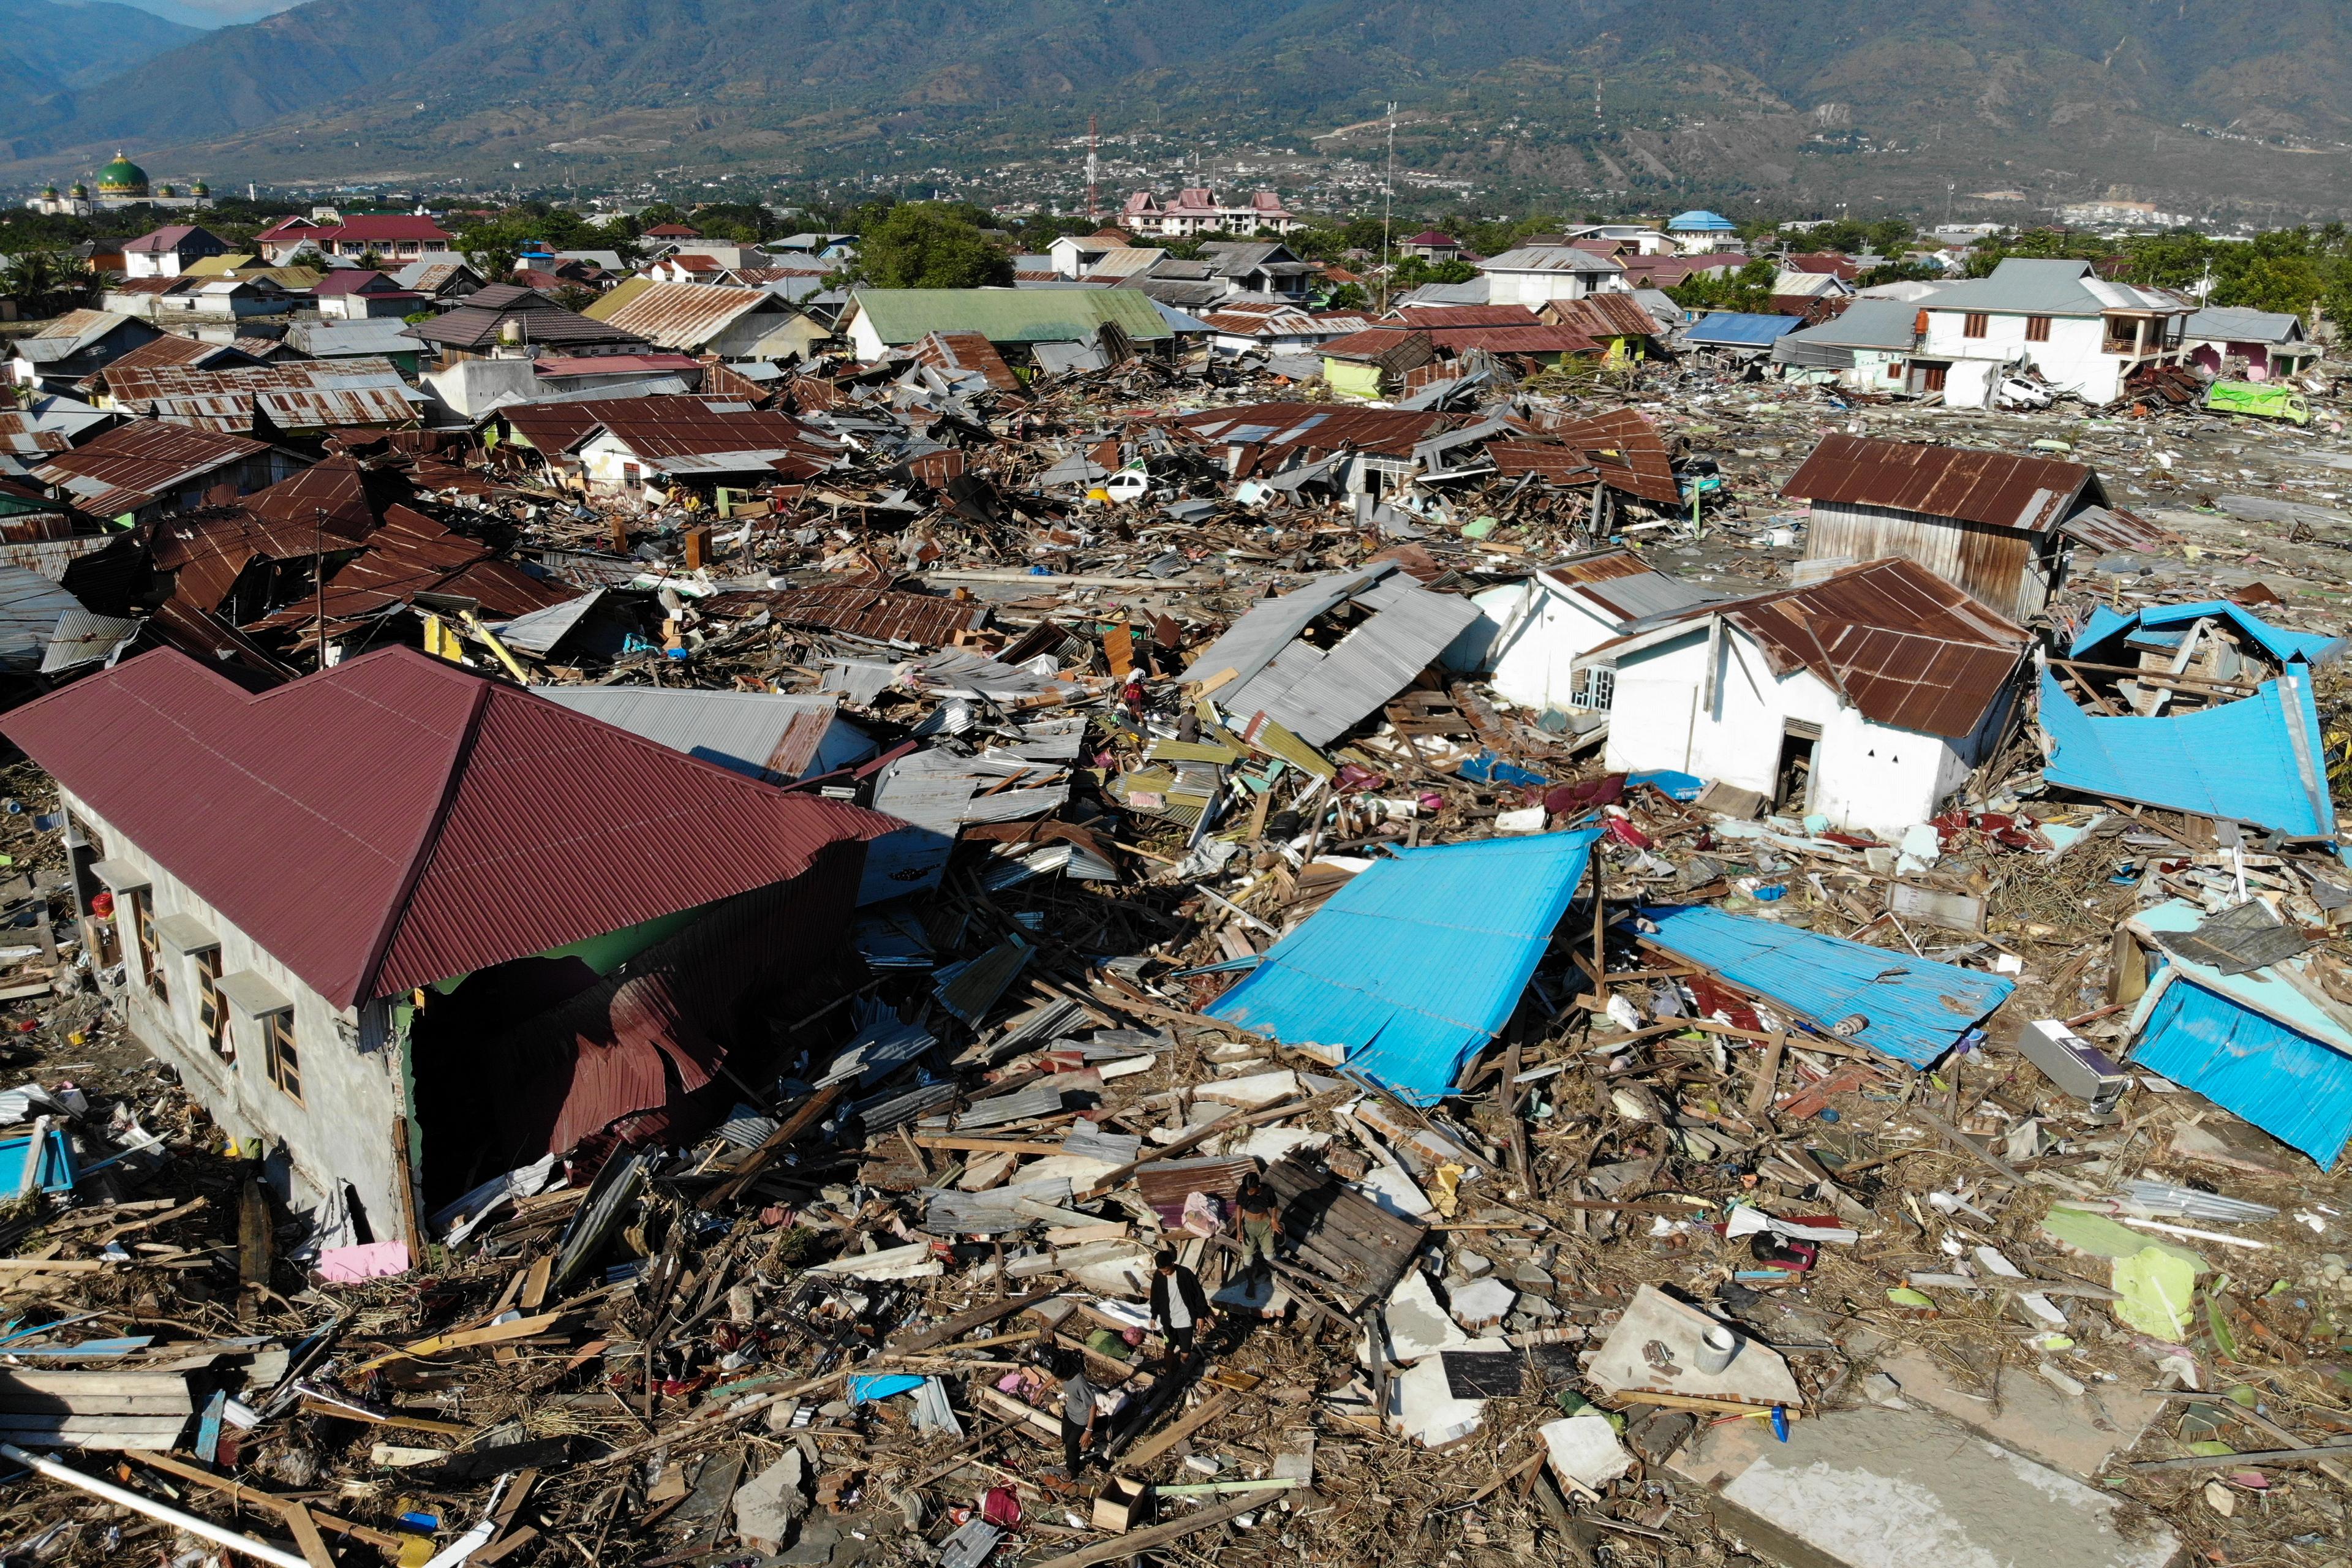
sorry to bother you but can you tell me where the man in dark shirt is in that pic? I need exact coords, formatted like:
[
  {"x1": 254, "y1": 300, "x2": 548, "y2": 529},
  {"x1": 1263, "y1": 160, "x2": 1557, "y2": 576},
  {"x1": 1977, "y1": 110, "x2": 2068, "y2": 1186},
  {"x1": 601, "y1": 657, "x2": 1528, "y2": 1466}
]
[{"x1": 1149, "y1": 1250, "x2": 1211, "y2": 1359}]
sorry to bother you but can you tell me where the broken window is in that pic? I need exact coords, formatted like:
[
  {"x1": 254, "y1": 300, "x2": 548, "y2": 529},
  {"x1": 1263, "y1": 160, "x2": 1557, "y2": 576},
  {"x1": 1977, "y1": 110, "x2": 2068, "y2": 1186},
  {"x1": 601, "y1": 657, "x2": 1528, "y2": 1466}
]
[
  {"x1": 1570, "y1": 666, "x2": 1615, "y2": 711},
  {"x1": 131, "y1": 889, "x2": 165, "y2": 1005},
  {"x1": 1962, "y1": 313, "x2": 1989, "y2": 339},
  {"x1": 2024, "y1": 315, "x2": 2052, "y2": 342},
  {"x1": 266, "y1": 1009, "x2": 301, "y2": 1102},
  {"x1": 194, "y1": 947, "x2": 230, "y2": 1059}
]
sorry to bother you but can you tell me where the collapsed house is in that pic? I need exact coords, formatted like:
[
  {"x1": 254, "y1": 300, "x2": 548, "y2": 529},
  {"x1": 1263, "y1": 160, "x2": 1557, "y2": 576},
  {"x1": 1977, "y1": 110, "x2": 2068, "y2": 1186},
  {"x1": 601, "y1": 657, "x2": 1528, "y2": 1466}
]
[
  {"x1": 2, "y1": 646, "x2": 892, "y2": 1235},
  {"x1": 2038, "y1": 598, "x2": 2345, "y2": 839}
]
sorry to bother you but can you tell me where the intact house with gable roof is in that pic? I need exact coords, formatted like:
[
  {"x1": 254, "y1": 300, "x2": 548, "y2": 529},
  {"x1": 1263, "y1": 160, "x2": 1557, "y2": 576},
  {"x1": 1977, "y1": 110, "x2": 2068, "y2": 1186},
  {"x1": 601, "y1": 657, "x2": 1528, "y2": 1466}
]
[
  {"x1": 1578, "y1": 557, "x2": 2032, "y2": 837},
  {"x1": 1, "y1": 647, "x2": 893, "y2": 1246},
  {"x1": 1909, "y1": 257, "x2": 2194, "y2": 408},
  {"x1": 1780, "y1": 432, "x2": 2114, "y2": 622}
]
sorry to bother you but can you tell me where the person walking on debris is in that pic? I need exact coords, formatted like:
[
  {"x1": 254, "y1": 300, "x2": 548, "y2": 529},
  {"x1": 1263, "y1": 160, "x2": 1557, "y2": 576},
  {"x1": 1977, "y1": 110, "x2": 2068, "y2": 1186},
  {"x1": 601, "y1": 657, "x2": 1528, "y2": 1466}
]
[
  {"x1": 1056, "y1": 1350, "x2": 1096, "y2": 1480},
  {"x1": 1149, "y1": 1249, "x2": 1210, "y2": 1359},
  {"x1": 1234, "y1": 1172, "x2": 1281, "y2": 1289}
]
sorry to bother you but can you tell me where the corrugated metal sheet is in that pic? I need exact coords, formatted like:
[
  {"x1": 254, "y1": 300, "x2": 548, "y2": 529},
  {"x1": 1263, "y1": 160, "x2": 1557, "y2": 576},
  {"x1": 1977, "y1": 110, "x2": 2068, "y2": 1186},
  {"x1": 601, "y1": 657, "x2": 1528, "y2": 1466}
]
[
  {"x1": 537, "y1": 686, "x2": 873, "y2": 783},
  {"x1": 589, "y1": 282, "x2": 776, "y2": 350},
  {"x1": 565, "y1": 396, "x2": 829, "y2": 462},
  {"x1": 0, "y1": 646, "x2": 895, "y2": 1006},
  {"x1": 1174, "y1": 403, "x2": 1450, "y2": 461},
  {"x1": 1684, "y1": 312, "x2": 1804, "y2": 347},
  {"x1": 853, "y1": 287, "x2": 1172, "y2": 347},
  {"x1": 1660, "y1": 558, "x2": 2032, "y2": 740},
  {"x1": 1178, "y1": 564, "x2": 1389, "y2": 687},
  {"x1": 40, "y1": 608, "x2": 137, "y2": 674},
  {"x1": 1537, "y1": 408, "x2": 1681, "y2": 506},
  {"x1": 1638, "y1": 903, "x2": 2014, "y2": 1067},
  {"x1": 0, "y1": 568, "x2": 92, "y2": 670},
  {"x1": 2038, "y1": 668, "x2": 2336, "y2": 838},
  {"x1": 1784, "y1": 433, "x2": 2097, "y2": 535},
  {"x1": 1226, "y1": 579, "x2": 1482, "y2": 747},
  {"x1": 1208, "y1": 831, "x2": 1602, "y2": 1102},
  {"x1": 736, "y1": 583, "x2": 987, "y2": 646},
  {"x1": 922, "y1": 1176, "x2": 1074, "y2": 1236},
  {"x1": 916, "y1": 331, "x2": 1020, "y2": 392},
  {"x1": 107, "y1": 358, "x2": 421, "y2": 434},
  {"x1": 2130, "y1": 976, "x2": 2352, "y2": 1170},
  {"x1": 2069, "y1": 600, "x2": 2345, "y2": 668},
  {"x1": 32, "y1": 421, "x2": 265, "y2": 506}
]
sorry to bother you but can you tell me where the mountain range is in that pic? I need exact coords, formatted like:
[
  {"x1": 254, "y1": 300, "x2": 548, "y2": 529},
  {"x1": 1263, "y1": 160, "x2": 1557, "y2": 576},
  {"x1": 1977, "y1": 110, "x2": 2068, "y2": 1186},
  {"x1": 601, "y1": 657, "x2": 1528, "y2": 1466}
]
[{"x1": 6, "y1": 0, "x2": 2351, "y2": 221}]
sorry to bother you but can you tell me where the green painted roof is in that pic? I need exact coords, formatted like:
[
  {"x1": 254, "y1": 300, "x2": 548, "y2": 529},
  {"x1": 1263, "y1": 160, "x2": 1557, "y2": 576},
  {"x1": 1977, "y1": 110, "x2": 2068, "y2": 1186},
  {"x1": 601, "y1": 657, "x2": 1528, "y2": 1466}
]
[{"x1": 851, "y1": 287, "x2": 1170, "y2": 346}]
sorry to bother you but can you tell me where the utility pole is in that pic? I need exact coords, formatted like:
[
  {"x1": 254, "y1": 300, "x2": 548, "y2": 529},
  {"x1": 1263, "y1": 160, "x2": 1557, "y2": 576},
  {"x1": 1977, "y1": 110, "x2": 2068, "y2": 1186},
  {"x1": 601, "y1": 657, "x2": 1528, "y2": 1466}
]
[
  {"x1": 1380, "y1": 102, "x2": 1396, "y2": 312},
  {"x1": 1087, "y1": 113, "x2": 1100, "y2": 224}
]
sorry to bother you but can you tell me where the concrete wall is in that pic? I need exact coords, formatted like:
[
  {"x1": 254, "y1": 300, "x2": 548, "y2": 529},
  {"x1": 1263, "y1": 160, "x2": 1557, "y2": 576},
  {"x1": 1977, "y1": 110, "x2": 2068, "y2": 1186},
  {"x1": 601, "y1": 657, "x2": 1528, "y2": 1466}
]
[
  {"x1": 68, "y1": 790, "x2": 410, "y2": 1243},
  {"x1": 1598, "y1": 624, "x2": 1980, "y2": 837},
  {"x1": 1918, "y1": 310, "x2": 2178, "y2": 407},
  {"x1": 1457, "y1": 580, "x2": 1625, "y2": 712}
]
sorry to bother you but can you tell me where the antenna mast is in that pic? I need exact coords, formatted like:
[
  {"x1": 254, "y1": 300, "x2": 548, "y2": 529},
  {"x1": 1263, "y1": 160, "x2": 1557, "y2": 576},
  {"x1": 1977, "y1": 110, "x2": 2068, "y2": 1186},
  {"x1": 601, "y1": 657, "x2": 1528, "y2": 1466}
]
[{"x1": 1087, "y1": 113, "x2": 1100, "y2": 223}]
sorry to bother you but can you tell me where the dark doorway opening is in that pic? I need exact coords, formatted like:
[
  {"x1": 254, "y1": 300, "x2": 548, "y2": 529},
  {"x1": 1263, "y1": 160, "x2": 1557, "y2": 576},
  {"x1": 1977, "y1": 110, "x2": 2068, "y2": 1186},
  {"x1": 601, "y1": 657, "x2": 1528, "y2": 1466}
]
[{"x1": 1774, "y1": 724, "x2": 1820, "y2": 813}]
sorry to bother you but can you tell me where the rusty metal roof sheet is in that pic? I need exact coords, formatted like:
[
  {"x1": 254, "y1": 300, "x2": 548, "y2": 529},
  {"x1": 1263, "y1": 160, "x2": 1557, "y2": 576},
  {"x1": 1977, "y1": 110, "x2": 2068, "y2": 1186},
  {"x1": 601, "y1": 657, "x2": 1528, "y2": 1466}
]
[
  {"x1": 107, "y1": 358, "x2": 420, "y2": 434},
  {"x1": 0, "y1": 646, "x2": 897, "y2": 1007},
  {"x1": 564, "y1": 396, "x2": 831, "y2": 462},
  {"x1": 915, "y1": 331, "x2": 1020, "y2": 392},
  {"x1": 78, "y1": 333, "x2": 248, "y2": 394},
  {"x1": 1425, "y1": 325, "x2": 1597, "y2": 355},
  {"x1": 32, "y1": 420, "x2": 266, "y2": 511},
  {"x1": 1623, "y1": 557, "x2": 2030, "y2": 739},
  {"x1": 1537, "y1": 407, "x2": 1681, "y2": 506},
  {"x1": 1175, "y1": 402, "x2": 1453, "y2": 460},
  {"x1": 1782, "y1": 432, "x2": 2100, "y2": 534},
  {"x1": 1388, "y1": 305, "x2": 1538, "y2": 327},
  {"x1": 1542, "y1": 292, "x2": 1663, "y2": 339},
  {"x1": 715, "y1": 582, "x2": 989, "y2": 647}
]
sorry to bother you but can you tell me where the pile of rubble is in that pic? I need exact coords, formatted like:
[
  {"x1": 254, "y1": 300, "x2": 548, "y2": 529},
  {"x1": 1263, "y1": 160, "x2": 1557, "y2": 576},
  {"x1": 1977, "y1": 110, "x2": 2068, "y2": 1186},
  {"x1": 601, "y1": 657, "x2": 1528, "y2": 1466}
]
[{"x1": 0, "y1": 337, "x2": 2348, "y2": 1568}]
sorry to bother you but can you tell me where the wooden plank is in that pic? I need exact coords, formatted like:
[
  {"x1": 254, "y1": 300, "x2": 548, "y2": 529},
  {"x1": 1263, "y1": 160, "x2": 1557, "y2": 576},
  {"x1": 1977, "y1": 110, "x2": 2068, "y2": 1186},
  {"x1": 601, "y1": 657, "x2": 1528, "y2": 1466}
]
[
  {"x1": 1746, "y1": 1030, "x2": 1785, "y2": 1118},
  {"x1": 979, "y1": 1387, "x2": 1061, "y2": 1440},
  {"x1": 282, "y1": 1504, "x2": 337, "y2": 1568},
  {"x1": 399, "y1": 1310, "x2": 567, "y2": 1357},
  {"x1": 1120, "y1": 1389, "x2": 1237, "y2": 1469},
  {"x1": 884, "y1": 1290, "x2": 1049, "y2": 1355},
  {"x1": 1022, "y1": 1488, "x2": 1263, "y2": 1568},
  {"x1": 911, "y1": 1136, "x2": 1066, "y2": 1157},
  {"x1": 699, "y1": 1083, "x2": 845, "y2": 1210}
]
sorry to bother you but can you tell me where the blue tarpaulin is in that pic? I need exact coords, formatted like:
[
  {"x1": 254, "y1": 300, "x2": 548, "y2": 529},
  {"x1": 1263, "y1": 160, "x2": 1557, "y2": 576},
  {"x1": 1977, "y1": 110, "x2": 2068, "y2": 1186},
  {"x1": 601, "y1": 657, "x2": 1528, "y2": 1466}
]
[
  {"x1": 849, "y1": 1374, "x2": 927, "y2": 1404},
  {"x1": 2038, "y1": 669, "x2": 2336, "y2": 839},
  {"x1": 1207, "y1": 831, "x2": 1601, "y2": 1102},
  {"x1": 1636, "y1": 905, "x2": 2013, "y2": 1067}
]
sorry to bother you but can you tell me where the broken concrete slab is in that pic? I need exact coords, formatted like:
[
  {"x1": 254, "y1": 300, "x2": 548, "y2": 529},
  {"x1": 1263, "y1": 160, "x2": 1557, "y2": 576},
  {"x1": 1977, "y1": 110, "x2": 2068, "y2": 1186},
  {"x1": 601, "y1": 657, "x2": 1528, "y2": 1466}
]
[
  {"x1": 1587, "y1": 1284, "x2": 1802, "y2": 1408},
  {"x1": 1446, "y1": 1276, "x2": 1515, "y2": 1330},
  {"x1": 1540, "y1": 1413, "x2": 1633, "y2": 1491},
  {"x1": 1387, "y1": 1355, "x2": 1485, "y2": 1447},
  {"x1": 1669, "y1": 1405, "x2": 2180, "y2": 1568},
  {"x1": 734, "y1": 1449, "x2": 809, "y2": 1554},
  {"x1": 1381, "y1": 1269, "x2": 1471, "y2": 1363},
  {"x1": 1872, "y1": 1348, "x2": 2166, "y2": 1482}
]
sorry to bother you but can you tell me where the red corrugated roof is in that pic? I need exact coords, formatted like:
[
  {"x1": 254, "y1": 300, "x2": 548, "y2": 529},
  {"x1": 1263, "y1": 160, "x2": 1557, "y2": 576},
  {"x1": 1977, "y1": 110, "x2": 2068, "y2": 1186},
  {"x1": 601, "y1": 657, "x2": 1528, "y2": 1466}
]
[{"x1": 0, "y1": 647, "x2": 897, "y2": 1007}]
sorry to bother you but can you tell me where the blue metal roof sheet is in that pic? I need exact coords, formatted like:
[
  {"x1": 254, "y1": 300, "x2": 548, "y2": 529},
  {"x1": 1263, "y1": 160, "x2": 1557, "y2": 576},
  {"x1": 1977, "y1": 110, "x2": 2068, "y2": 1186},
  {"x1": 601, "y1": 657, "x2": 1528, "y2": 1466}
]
[
  {"x1": 2038, "y1": 668, "x2": 2336, "y2": 839},
  {"x1": 1636, "y1": 905, "x2": 2013, "y2": 1067},
  {"x1": 2070, "y1": 600, "x2": 2346, "y2": 668},
  {"x1": 1684, "y1": 312, "x2": 1803, "y2": 347},
  {"x1": 2131, "y1": 968, "x2": 2352, "y2": 1169},
  {"x1": 1207, "y1": 830, "x2": 1601, "y2": 1103}
]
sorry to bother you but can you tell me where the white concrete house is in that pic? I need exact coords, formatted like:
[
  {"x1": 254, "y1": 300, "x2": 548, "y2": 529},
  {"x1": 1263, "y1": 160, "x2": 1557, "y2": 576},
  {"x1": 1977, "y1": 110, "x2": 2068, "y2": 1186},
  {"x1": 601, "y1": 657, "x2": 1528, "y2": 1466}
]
[
  {"x1": 120, "y1": 225, "x2": 229, "y2": 279},
  {"x1": 3, "y1": 647, "x2": 888, "y2": 1247},
  {"x1": 1910, "y1": 258, "x2": 2192, "y2": 408},
  {"x1": 1769, "y1": 297, "x2": 1921, "y2": 394},
  {"x1": 1582, "y1": 558, "x2": 2029, "y2": 837},
  {"x1": 1477, "y1": 246, "x2": 1629, "y2": 306},
  {"x1": 1445, "y1": 549, "x2": 1724, "y2": 716}
]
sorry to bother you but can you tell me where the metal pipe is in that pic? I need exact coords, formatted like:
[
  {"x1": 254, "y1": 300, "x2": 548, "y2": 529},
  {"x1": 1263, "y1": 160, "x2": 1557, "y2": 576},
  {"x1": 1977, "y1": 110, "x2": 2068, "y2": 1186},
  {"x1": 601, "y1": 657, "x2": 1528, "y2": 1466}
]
[{"x1": 0, "y1": 1442, "x2": 309, "y2": 1568}]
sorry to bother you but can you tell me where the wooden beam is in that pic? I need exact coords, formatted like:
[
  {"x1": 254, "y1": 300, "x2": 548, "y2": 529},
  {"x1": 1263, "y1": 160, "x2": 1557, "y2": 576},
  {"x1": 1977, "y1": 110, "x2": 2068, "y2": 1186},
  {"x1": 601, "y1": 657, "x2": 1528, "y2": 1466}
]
[
  {"x1": 1120, "y1": 1389, "x2": 1237, "y2": 1469},
  {"x1": 699, "y1": 1082, "x2": 845, "y2": 1210},
  {"x1": 1022, "y1": 1488, "x2": 1264, "y2": 1568}
]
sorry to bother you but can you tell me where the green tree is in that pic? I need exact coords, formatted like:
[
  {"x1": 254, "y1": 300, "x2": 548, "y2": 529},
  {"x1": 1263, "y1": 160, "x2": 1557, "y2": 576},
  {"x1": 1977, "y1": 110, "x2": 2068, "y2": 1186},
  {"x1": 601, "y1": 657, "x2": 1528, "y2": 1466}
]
[
  {"x1": 856, "y1": 203, "x2": 1014, "y2": 288},
  {"x1": 1668, "y1": 259, "x2": 1779, "y2": 314},
  {"x1": 0, "y1": 248, "x2": 98, "y2": 317}
]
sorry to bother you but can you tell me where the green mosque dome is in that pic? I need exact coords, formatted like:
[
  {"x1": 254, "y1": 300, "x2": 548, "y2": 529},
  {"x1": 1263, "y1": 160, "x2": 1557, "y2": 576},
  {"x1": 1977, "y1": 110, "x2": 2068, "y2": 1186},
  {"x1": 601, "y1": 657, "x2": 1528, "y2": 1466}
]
[{"x1": 95, "y1": 152, "x2": 149, "y2": 197}]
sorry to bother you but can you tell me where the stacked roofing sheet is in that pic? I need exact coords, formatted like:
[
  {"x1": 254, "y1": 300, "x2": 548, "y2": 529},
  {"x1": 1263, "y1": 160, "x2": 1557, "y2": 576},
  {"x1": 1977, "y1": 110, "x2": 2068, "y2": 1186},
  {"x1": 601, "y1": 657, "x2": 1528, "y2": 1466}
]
[{"x1": 32, "y1": 420, "x2": 266, "y2": 516}]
